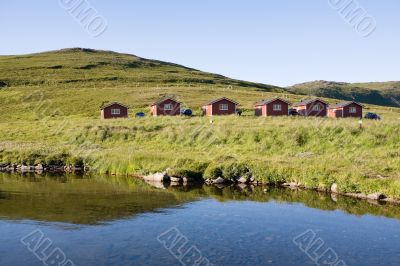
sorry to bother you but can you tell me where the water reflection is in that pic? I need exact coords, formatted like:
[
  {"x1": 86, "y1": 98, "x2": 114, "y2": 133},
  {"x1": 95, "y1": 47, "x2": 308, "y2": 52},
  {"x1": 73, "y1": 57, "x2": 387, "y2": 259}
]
[{"x1": 0, "y1": 172, "x2": 399, "y2": 225}]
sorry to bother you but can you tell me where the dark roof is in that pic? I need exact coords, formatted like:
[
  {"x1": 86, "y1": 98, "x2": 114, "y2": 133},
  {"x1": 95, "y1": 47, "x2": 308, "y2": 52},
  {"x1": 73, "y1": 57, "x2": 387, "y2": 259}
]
[
  {"x1": 100, "y1": 102, "x2": 129, "y2": 110},
  {"x1": 328, "y1": 101, "x2": 364, "y2": 109},
  {"x1": 255, "y1": 97, "x2": 291, "y2": 106},
  {"x1": 292, "y1": 98, "x2": 328, "y2": 107},
  {"x1": 151, "y1": 96, "x2": 182, "y2": 106},
  {"x1": 203, "y1": 97, "x2": 239, "y2": 106}
]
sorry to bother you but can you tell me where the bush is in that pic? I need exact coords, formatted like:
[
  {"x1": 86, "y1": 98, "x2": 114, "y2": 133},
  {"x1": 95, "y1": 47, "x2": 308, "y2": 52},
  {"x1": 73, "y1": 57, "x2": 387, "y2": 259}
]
[
  {"x1": 204, "y1": 164, "x2": 223, "y2": 180},
  {"x1": 222, "y1": 162, "x2": 251, "y2": 180}
]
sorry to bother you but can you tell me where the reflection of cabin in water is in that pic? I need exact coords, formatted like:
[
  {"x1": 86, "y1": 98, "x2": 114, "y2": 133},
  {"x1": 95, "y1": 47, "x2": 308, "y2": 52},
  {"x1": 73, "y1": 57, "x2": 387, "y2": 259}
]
[{"x1": 100, "y1": 102, "x2": 129, "y2": 119}]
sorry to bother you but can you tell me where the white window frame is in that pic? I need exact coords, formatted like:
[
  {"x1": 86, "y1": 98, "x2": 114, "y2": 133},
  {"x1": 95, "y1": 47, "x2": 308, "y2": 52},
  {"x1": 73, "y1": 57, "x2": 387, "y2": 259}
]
[
  {"x1": 164, "y1": 103, "x2": 173, "y2": 110},
  {"x1": 273, "y1": 104, "x2": 282, "y2": 111},
  {"x1": 349, "y1": 107, "x2": 357, "y2": 113},
  {"x1": 220, "y1": 104, "x2": 229, "y2": 111},
  {"x1": 111, "y1": 108, "x2": 121, "y2": 115}
]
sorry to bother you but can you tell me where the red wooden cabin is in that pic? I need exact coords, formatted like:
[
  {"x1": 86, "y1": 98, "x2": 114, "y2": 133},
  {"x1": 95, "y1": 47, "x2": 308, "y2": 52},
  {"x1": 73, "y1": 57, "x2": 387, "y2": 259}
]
[
  {"x1": 202, "y1": 97, "x2": 238, "y2": 116},
  {"x1": 292, "y1": 99, "x2": 328, "y2": 117},
  {"x1": 151, "y1": 97, "x2": 181, "y2": 116},
  {"x1": 254, "y1": 98, "x2": 290, "y2": 117},
  {"x1": 328, "y1": 101, "x2": 363, "y2": 118},
  {"x1": 100, "y1": 102, "x2": 129, "y2": 119}
]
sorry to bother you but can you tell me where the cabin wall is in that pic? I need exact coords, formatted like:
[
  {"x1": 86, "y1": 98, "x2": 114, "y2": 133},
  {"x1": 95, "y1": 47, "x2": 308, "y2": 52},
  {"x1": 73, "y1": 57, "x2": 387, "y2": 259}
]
[
  {"x1": 210, "y1": 99, "x2": 236, "y2": 116},
  {"x1": 153, "y1": 99, "x2": 181, "y2": 116},
  {"x1": 266, "y1": 100, "x2": 289, "y2": 116},
  {"x1": 102, "y1": 104, "x2": 129, "y2": 119}
]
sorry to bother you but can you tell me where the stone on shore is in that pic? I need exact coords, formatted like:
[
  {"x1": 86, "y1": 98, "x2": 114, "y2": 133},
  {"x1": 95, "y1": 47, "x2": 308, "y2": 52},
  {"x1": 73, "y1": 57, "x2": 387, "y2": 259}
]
[
  {"x1": 367, "y1": 193, "x2": 386, "y2": 201},
  {"x1": 331, "y1": 183, "x2": 338, "y2": 193},
  {"x1": 143, "y1": 172, "x2": 169, "y2": 182},
  {"x1": 212, "y1": 177, "x2": 227, "y2": 184},
  {"x1": 237, "y1": 176, "x2": 249, "y2": 184},
  {"x1": 170, "y1": 177, "x2": 181, "y2": 183}
]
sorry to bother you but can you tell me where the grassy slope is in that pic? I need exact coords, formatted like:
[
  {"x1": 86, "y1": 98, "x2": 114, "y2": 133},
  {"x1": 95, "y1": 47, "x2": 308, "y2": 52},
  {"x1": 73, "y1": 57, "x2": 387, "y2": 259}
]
[
  {"x1": 287, "y1": 80, "x2": 400, "y2": 107},
  {"x1": 0, "y1": 48, "x2": 400, "y2": 198}
]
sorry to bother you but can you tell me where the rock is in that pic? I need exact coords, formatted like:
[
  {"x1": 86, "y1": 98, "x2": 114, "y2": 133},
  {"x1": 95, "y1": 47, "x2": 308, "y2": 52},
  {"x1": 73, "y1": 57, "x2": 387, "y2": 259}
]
[
  {"x1": 143, "y1": 172, "x2": 169, "y2": 182},
  {"x1": 249, "y1": 177, "x2": 255, "y2": 183},
  {"x1": 205, "y1": 179, "x2": 213, "y2": 185},
  {"x1": 237, "y1": 176, "x2": 249, "y2": 184},
  {"x1": 283, "y1": 182, "x2": 298, "y2": 188},
  {"x1": 170, "y1": 177, "x2": 181, "y2": 183},
  {"x1": 331, "y1": 183, "x2": 338, "y2": 193},
  {"x1": 182, "y1": 177, "x2": 196, "y2": 183},
  {"x1": 35, "y1": 164, "x2": 44, "y2": 171},
  {"x1": 20, "y1": 165, "x2": 34, "y2": 171},
  {"x1": 367, "y1": 193, "x2": 386, "y2": 201},
  {"x1": 212, "y1": 177, "x2": 227, "y2": 184}
]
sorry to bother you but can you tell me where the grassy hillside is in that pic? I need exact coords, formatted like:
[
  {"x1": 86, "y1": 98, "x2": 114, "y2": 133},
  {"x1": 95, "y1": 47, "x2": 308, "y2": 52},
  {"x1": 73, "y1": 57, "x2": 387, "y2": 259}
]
[
  {"x1": 287, "y1": 80, "x2": 400, "y2": 107},
  {"x1": 0, "y1": 48, "x2": 400, "y2": 199}
]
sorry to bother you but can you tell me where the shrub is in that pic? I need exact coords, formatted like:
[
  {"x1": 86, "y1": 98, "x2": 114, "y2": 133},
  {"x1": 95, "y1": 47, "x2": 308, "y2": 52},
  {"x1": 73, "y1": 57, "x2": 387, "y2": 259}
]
[{"x1": 203, "y1": 164, "x2": 223, "y2": 180}]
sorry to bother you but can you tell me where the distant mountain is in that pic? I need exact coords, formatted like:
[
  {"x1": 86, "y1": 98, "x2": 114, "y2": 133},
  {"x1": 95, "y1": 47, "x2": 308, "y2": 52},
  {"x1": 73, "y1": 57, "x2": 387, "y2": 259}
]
[{"x1": 287, "y1": 80, "x2": 400, "y2": 107}]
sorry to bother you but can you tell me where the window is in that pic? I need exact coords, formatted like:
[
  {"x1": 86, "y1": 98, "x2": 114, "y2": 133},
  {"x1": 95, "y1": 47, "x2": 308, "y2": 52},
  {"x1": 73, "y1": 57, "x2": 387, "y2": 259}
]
[
  {"x1": 111, "y1": 109, "x2": 121, "y2": 115},
  {"x1": 349, "y1": 107, "x2": 357, "y2": 113},
  {"x1": 220, "y1": 104, "x2": 229, "y2": 111},
  {"x1": 312, "y1": 105, "x2": 321, "y2": 111},
  {"x1": 164, "y1": 103, "x2": 173, "y2": 110},
  {"x1": 273, "y1": 104, "x2": 282, "y2": 111}
]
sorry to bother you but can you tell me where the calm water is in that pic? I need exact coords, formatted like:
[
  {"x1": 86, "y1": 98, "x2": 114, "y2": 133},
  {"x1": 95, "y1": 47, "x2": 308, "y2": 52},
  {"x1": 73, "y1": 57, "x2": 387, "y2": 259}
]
[{"x1": 0, "y1": 173, "x2": 399, "y2": 266}]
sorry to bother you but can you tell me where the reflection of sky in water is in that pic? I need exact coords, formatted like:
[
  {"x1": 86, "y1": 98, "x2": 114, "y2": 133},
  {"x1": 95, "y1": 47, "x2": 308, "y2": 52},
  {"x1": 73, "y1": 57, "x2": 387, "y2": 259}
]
[
  {"x1": 0, "y1": 175, "x2": 400, "y2": 266},
  {"x1": 1, "y1": 200, "x2": 400, "y2": 266}
]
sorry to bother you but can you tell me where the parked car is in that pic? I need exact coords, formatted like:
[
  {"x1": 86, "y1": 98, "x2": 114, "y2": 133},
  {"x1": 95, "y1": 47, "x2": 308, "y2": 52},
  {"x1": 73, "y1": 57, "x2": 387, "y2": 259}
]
[
  {"x1": 135, "y1": 112, "x2": 145, "y2": 118},
  {"x1": 364, "y1": 112, "x2": 381, "y2": 120},
  {"x1": 288, "y1": 108, "x2": 299, "y2": 116},
  {"x1": 180, "y1": 109, "x2": 193, "y2": 116}
]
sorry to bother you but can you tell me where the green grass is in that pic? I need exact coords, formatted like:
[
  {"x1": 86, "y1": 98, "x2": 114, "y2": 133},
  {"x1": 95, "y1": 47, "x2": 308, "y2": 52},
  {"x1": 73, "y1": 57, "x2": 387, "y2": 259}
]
[{"x1": 1, "y1": 48, "x2": 400, "y2": 199}]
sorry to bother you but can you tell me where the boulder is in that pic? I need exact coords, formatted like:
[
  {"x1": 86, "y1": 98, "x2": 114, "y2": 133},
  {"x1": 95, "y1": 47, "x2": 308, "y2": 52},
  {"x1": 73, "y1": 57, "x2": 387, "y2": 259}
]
[
  {"x1": 212, "y1": 177, "x2": 227, "y2": 184},
  {"x1": 205, "y1": 179, "x2": 213, "y2": 185},
  {"x1": 21, "y1": 165, "x2": 34, "y2": 171},
  {"x1": 237, "y1": 176, "x2": 249, "y2": 184},
  {"x1": 283, "y1": 182, "x2": 298, "y2": 188},
  {"x1": 170, "y1": 177, "x2": 182, "y2": 183},
  {"x1": 35, "y1": 164, "x2": 44, "y2": 171},
  {"x1": 331, "y1": 183, "x2": 338, "y2": 194},
  {"x1": 367, "y1": 193, "x2": 386, "y2": 201},
  {"x1": 143, "y1": 172, "x2": 169, "y2": 182}
]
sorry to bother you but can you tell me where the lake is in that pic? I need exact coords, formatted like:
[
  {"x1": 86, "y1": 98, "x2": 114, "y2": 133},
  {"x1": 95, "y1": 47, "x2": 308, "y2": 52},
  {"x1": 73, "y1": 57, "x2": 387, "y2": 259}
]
[{"x1": 0, "y1": 173, "x2": 399, "y2": 266}]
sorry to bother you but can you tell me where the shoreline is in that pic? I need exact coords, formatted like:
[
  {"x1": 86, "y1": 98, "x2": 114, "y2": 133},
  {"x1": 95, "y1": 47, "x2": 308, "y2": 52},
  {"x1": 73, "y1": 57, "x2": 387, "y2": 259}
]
[{"x1": 2, "y1": 165, "x2": 399, "y2": 206}]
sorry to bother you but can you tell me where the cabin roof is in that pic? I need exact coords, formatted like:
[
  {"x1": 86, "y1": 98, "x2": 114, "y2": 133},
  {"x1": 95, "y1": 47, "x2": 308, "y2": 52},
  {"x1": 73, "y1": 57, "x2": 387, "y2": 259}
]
[
  {"x1": 151, "y1": 97, "x2": 182, "y2": 106},
  {"x1": 328, "y1": 101, "x2": 364, "y2": 109},
  {"x1": 255, "y1": 97, "x2": 291, "y2": 106},
  {"x1": 292, "y1": 98, "x2": 328, "y2": 107},
  {"x1": 203, "y1": 97, "x2": 239, "y2": 106},
  {"x1": 100, "y1": 102, "x2": 129, "y2": 110}
]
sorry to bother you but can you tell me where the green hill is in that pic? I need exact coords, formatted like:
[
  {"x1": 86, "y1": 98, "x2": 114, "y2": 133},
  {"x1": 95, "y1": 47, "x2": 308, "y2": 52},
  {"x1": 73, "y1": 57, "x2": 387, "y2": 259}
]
[
  {"x1": 0, "y1": 48, "x2": 399, "y2": 200},
  {"x1": 287, "y1": 80, "x2": 400, "y2": 107}
]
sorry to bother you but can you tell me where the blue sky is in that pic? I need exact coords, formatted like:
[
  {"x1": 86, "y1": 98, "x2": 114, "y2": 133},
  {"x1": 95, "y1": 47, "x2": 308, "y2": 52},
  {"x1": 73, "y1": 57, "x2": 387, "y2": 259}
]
[{"x1": 1, "y1": 0, "x2": 399, "y2": 86}]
